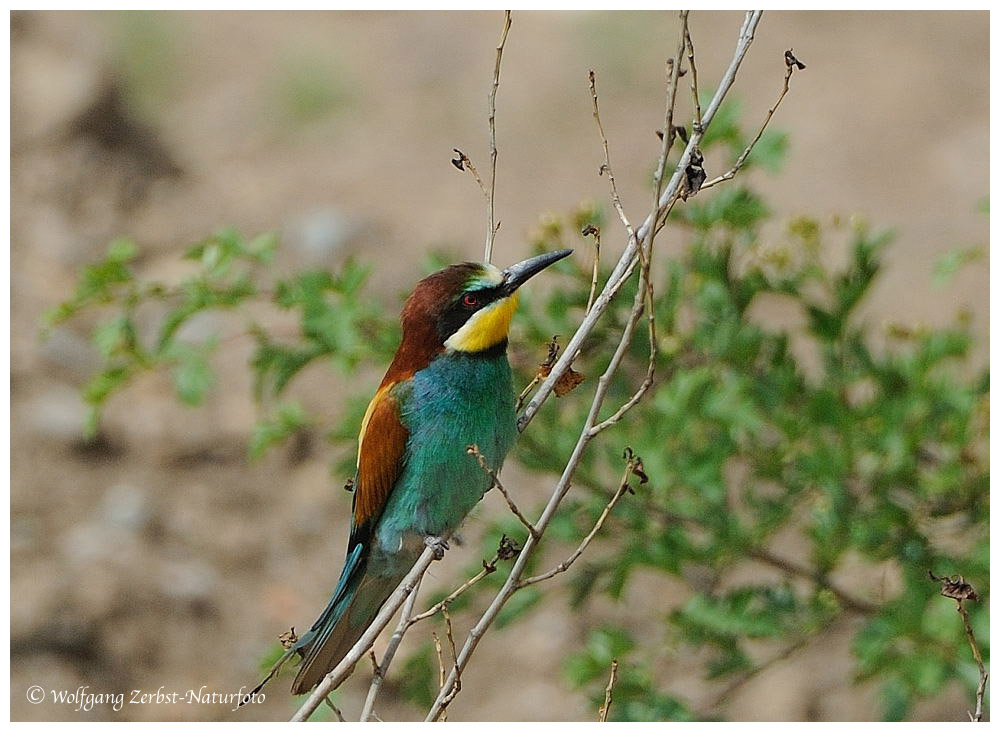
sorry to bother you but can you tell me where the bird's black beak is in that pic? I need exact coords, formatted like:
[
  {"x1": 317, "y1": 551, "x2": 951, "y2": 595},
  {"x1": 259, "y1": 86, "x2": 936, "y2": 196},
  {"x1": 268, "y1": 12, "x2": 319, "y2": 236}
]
[{"x1": 500, "y1": 249, "x2": 573, "y2": 295}]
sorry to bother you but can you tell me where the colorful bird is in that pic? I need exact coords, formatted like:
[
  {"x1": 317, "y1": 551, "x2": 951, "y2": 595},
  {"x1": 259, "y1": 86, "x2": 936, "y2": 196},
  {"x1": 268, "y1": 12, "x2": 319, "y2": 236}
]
[{"x1": 251, "y1": 248, "x2": 572, "y2": 698}]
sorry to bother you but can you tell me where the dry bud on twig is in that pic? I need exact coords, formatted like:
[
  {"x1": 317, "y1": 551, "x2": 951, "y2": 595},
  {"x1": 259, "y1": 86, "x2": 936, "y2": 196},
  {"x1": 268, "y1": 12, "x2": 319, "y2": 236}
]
[
  {"x1": 598, "y1": 659, "x2": 619, "y2": 722},
  {"x1": 929, "y1": 571, "x2": 988, "y2": 721}
]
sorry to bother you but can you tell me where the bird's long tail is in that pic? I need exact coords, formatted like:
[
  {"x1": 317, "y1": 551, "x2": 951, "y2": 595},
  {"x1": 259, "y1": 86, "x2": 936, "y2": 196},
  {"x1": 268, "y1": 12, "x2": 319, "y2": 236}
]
[
  {"x1": 242, "y1": 543, "x2": 415, "y2": 703},
  {"x1": 290, "y1": 551, "x2": 409, "y2": 695}
]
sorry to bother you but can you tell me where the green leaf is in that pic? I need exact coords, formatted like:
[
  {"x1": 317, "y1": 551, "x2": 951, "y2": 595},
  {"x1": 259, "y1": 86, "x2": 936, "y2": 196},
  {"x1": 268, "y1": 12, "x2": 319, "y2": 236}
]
[
  {"x1": 92, "y1": 316, "x2": 138, "y2": 359},
  {"x1": 165, "y1": 340, "x2": 217, "y2": 406}
]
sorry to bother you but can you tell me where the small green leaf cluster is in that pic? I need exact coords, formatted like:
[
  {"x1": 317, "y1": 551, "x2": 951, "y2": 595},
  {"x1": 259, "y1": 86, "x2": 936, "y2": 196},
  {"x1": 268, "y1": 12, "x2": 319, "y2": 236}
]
[{"x1": 47, "y1": 228, "x2": 393, "y2": 445}]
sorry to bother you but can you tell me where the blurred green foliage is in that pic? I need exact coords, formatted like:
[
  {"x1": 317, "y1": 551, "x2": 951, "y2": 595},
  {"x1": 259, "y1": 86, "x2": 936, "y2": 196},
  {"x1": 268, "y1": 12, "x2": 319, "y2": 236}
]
[{"x1": 48, "y1": 108, "x2": 987, "y2": 721}]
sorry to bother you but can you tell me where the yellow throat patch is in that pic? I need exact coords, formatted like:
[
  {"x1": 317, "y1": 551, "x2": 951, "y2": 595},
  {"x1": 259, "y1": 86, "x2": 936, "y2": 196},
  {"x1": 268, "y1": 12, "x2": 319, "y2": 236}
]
[{"x1": 445, "y1": 291, "x2": 519, "y2": 353}]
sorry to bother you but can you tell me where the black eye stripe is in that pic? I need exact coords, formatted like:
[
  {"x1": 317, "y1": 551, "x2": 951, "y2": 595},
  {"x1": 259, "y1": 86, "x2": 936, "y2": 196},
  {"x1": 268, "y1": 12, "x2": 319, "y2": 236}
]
[{"x1": 437, "y1": 285, "x2": 504, "y2": 340}]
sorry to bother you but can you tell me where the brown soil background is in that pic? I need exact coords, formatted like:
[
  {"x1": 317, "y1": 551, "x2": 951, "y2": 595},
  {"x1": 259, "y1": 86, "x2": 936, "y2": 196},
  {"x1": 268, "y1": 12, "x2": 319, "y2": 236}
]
[{"x1": 11, "y1": 10, "x2": 988, "y2": 722}]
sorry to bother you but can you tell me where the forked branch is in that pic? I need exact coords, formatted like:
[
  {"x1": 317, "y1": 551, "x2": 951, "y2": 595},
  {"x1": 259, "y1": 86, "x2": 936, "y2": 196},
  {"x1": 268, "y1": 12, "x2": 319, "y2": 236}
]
[{"x1": 701, "y1": 47, "x2": 804, "y2": 191}]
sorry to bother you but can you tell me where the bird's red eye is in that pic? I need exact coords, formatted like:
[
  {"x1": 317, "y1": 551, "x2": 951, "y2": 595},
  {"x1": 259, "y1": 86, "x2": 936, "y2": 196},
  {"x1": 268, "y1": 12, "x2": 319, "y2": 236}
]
[{"x1": 462, "y1": 293, "x2": 479, "y2": 308}]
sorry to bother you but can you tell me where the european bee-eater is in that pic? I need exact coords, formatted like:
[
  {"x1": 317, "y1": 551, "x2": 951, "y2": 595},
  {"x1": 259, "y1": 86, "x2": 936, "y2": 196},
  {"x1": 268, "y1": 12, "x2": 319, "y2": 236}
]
[{"x1": 254, "y1": 248, "x2": 572, "y2": 697}]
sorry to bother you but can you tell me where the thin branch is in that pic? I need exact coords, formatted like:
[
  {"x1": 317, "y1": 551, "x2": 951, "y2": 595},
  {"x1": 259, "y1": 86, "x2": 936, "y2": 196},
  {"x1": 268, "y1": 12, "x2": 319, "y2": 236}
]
[
  {"x1": 468, "y1": 444, "x2": 539, "y2": 540},
  {"x1": 648, "y1": 13, "x2": 689, "y2": 235},
  {"x1": 432, "y1": 632, "x2": 446, "y2": 701},
  {"x1": 409, "y1": 565, "x2": 492, "y2": 625},
  {"x1": 598, "y1": 659, "x2": 619, "y2": 722},
  {"x1": 958, "y1": 600, "x2": 988, "y2": 722},
  {"x1": 701, "y1": 47, "x2": 804, "y2": 191},
  {"x1": 408, "y1": 534, "x2": 522, "y2": 625},
  {"x1": 589, "y1": 70, "x2": 636, "y2": 244},
  {"x1": 582, "y1": 225, "x2": 602, "y2": 315},
  {"x1": 434, "y1": 604, "x2": 463, "y2": 720},
  {"x1": 359, "y1": 578, "x2": 423, "y2": 721},
  {"x1": 485, "y1": 10, "x2": 512, "y2": 263},
  {"x1": 291, "y1": 545, "x2": 440, "y2": 721},
  {"x1": 323, "y1": 696, "x2": 346, "y2": 722},
  {"x1": 518, "y1": 453, "x2": 641, "y2": 589},
  {"x1": 427, "y1": 13, "x2": 765, "y2": 720},
  {"x1": 929, "y1": 572, "x2": 988, "y2": 721},
  {"x1": 629, "y1": 493, "x2": 880, "y2": 617},
  {"x1": 655, "y1": 16, "x2": 688, "y2": 198},
  {"x1": 683, "y1": 12, "x2": 702, "y2": 131}
]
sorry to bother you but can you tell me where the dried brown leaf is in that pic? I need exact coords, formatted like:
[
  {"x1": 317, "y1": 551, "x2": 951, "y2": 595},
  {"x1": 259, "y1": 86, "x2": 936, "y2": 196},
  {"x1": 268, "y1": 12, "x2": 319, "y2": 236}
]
[{"x1": 554, "y1": 367, "x2": 585, "y2": 396}]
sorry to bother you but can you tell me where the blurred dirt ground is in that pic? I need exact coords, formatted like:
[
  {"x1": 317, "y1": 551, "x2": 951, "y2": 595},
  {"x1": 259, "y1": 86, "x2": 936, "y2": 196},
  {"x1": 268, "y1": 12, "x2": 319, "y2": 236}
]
[{"x1": 10, "y1": 10, "x2": 988, "y2": 721}]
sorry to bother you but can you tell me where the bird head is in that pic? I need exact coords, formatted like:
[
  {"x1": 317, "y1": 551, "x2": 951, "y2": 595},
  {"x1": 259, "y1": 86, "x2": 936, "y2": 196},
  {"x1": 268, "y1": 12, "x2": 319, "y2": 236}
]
[{"x1": 384, "y1": 249, "x2": 572, "y2": 381}]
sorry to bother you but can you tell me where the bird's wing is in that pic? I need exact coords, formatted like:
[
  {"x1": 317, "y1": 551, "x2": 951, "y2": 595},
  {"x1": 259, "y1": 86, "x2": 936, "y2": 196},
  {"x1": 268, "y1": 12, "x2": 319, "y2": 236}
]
[{"x1": 351, "y1": 381, "x2": 410, "y2": 541}]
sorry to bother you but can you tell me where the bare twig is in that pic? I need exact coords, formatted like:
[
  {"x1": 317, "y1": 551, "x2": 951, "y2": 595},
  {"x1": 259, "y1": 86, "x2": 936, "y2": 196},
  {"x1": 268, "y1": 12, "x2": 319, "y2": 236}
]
[
  {"x1": 655, "y1": 16, "x2": 688, "y2": 200},
  {"x1": 485, "y1": 10, "x2": 512, "y2": 263},
  {"x1": 683, "y1": 12, "x2": 702, "y2": 131},
  {"x1": 359, "y1": 578, "x2": 423, "y2": 721},
  {"x1": 598, "y1": 659, "x2": 619, "y2": 722},
  {"x1": 434, "y1": 604, "x2": 463, "y2": 720},
  {"x1": 451, "y1": 148, "x2": 489, "y2": 199},
  {"x1": 323, "y1": 696, "x2": 346, "y2": 722},
  {"x1": 518, "y1": 450, "x2": 643, "y2": 588},
  {"x1": 958, "y1": 601, "x2": 988, "y2": 722},
  {"x1": 409, "y1": 536, "x2": 520, "y2": 625},
  {"x1": 589, "y1": 70, "x2": 636, "y2": 244},
  {"x1": 930, "y1": 572, "x2": 988, "y2": 721},
  {"x1": 582, "y1": 225, "x2": 602, "y2": 314},
  {"x1": 468, "y1": 444, "x2": 539, "y2": 540},
  {"x1": 516, "y1": 377, "x2": 540, "y2": 413},
  {"x1": 432, "y1": 632, "x2": 446, "y2": 694},
  {"x1": 291, "y1": 545, "x2": 439, "y2": 721},
  {"x1": 427, "y1": 13, "x2": 765, "y2": 721},
  {"x1": 409, "y1": 566, "x2": 491, "y2": 625},
  {"x1": 701, "y1": 47, "x2": 804, "y2": 191}
]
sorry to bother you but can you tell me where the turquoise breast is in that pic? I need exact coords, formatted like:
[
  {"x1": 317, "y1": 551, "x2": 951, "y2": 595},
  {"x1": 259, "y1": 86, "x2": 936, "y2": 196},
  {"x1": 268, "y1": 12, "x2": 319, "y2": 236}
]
[{"x1": 375, "y1": 351, "x2": 517, "y2": 551}]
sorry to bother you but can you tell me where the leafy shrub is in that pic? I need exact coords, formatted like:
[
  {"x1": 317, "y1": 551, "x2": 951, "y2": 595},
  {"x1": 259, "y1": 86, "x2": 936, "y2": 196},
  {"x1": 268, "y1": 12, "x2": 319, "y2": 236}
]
[{"x1": 47, "y1": 108, "x2": 987, "y2": 721}]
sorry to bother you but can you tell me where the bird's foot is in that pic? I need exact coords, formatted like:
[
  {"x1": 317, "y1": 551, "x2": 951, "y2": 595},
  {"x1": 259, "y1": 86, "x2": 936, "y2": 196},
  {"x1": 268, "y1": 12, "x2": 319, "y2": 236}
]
[{"x1": 424, "y1": 535, "x2": 450, "y2": 560}]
